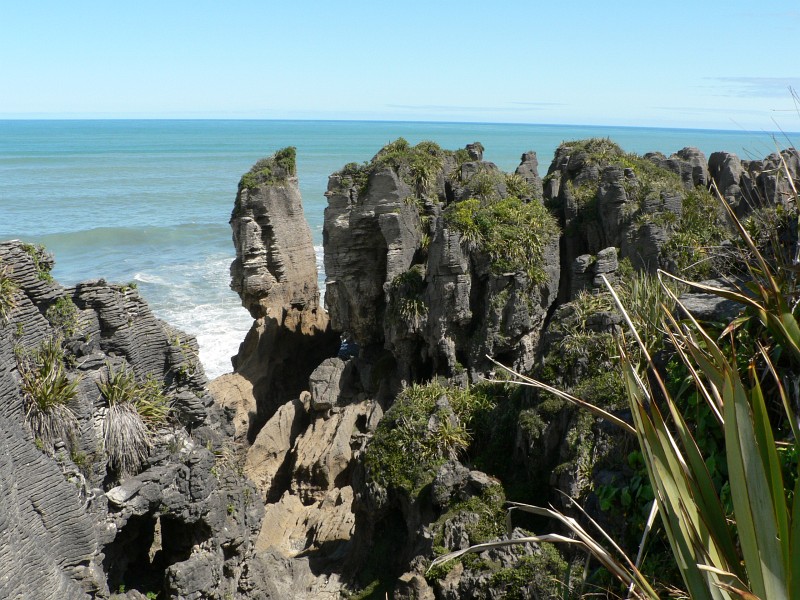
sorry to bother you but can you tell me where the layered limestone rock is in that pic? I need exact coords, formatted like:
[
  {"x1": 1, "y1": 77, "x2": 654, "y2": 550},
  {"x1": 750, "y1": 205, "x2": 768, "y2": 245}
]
[
  {"x1": 543, "y1": 139, "x2": 732, "y2": 293},
  {"x1": 324, "y1": 139, "x2": 560, "y2": 380},
  {"x1": 219, "y1": 148, "x2": 338, "y2": 441},
  {"x1": 709, "y1": 147, "x2": 800, "y2": 216},
  {"x1": 0, "y1": 241, "x2": 263, "y2": 600},
  {"x1": 220, "y1": 150, "x2": 368, "y2": 597}
]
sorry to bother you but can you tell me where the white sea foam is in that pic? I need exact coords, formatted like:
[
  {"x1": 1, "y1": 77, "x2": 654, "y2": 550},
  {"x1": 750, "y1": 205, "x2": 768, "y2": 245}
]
[
  {"x1": 135, "y1": 255, "x2": 253, "y2": 380},
  {"x1": 132, "y1": 272, "x2": 169, "y2": 285},
  {"x1": 315, "y1": 244, "x2": 326, "y2": 303}
]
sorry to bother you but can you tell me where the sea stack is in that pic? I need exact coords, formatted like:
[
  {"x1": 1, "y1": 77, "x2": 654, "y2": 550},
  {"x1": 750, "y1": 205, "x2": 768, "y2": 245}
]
[{"x1": 211, "y1": 147, "x2": 337, "y2": 441}]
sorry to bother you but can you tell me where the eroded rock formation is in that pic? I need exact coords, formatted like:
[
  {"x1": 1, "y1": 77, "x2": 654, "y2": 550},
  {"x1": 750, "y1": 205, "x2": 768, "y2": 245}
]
[
  {"x1": 0, "y1": 241, "x2": 262, "y2": 600},
  {"x1": 213, "y1": 149, "x2": 338, "y2": 442},
  {"x1": 229, "y1": 138, "x2": 797, "y2": 599}
]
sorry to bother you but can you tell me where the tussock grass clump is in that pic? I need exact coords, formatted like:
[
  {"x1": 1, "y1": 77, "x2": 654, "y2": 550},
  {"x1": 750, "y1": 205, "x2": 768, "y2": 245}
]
[
  {"x1": 19, "y1": 338, "x2": 80, "y2": 452},
  {"x1": 386, "y1": 265, "x2": 427, "y2": 330},
  {"x1": 0, "y1": 262, "x2": 19, "y2": 323},
  {"x1": 104, "y1": 402, "x2": 150, "y2": 478},
  {"x1": 98, "y1": 364, "x2": 170, "y2": 478}
]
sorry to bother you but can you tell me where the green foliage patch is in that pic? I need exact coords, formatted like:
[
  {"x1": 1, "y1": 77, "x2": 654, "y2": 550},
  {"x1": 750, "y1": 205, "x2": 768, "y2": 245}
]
[
  {"x1": 363, "y1": 381, "x2": 495, "y2": 494},
  {"x1": 661, "y1": 187, "x2": 729, "y2": 278},
  {"x1": 0, "y1": 261, "x2": 19, "y2": 323},
  {"x1": 20, "y1": 243, "x2": 54, "y2": 281},
  {"x1": 45, "y1": 296, "x2": 79, "y2": 337},
  {"x1": 239, "y1": 146, "x2": 297, "y2": 191},
  {"x1": 444, "y1": 195, "x2": 559, "y2": 283},
  {"x1": 18, "y1": 337, "x2": 80, "y2": 452},
  {"x1": 386, "y1": 265, "x2": 427, "y2": 329},
  {"x1": 98, "y1": 364, "x2": 170, "y2": 478},
  {"x1": 487, "y1": 544, "x2": 569, "y2": 600}
]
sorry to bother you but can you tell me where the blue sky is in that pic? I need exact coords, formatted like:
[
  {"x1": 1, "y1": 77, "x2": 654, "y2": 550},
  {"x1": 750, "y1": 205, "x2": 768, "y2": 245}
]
[{"x1": 1, "y1": 0, "x2": 799, "y2": 130}]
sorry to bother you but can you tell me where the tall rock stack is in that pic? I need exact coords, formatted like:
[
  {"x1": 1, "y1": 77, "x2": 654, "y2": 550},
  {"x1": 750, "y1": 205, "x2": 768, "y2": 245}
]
[{"x1": 212, "y1": 148, "x2": 338, "y2": 441}]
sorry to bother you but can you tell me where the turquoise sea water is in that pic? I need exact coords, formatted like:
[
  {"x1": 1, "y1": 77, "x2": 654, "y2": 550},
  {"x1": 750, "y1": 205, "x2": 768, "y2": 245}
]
[{"x1": 0, "y1": 120, "x2": 795, "y2": 377}]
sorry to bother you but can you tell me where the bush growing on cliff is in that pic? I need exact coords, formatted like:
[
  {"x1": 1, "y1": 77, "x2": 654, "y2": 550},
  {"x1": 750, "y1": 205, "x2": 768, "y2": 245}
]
[
  {"x1": 434, "y1": 169, "x2": 800, "y2": 599},
  {"x1": 444, "y1": 195, "x2": 559, "y2": 283},
  {"x1": 19, "y1": 337, "x2": 80, "y2": 453},
  {"x1": 386, "y1": 265, "x2": 427, "y2": 330},
  {"x1": 98, "y1": 364, "x2": 170, "y2": 478},
  {"x1": 20, "y1": 242, "x2": 54, "y2": 281},
  {"x1": 45, "y1": 296, "x2": 79, "y2": 337},
  {"x1": 364, "y1": 381, "x2": 495, "y2": 494},
  {"x1": 372, "y1": 138, "x2": 447, "y2": 197},
  {"x1": 238, "y1": 146, "x2": 297, "y2": 191}
]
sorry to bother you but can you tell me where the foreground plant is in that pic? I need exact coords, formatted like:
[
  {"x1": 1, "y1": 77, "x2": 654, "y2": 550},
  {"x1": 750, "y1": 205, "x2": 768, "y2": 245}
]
[{"x1": 98, "y1": 364, "x2": 170, "y2": 478}]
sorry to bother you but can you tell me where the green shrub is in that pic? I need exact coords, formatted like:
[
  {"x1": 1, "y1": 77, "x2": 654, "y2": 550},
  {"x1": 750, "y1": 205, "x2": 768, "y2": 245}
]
[
  {"x1": 372, "y1": 138, "x2": 446, "y2": 197},
  {"x1": 45, "y1": 296, "x2": 79, "y2": 337},
  {"x1": 239, "y1": 146, "x2": 297, "y2": 191},
  {"x1": 386, "y1": 265, "x2": 427, "y2": 330},
  {"x1": 335, "y1": 161, "x2": 371, "y2": 196},
  {"x1": 488, "y1": 544, "x2": 569, "y2": 600},
  {"x1": 661, "y1": 187, "x2": 729, "y2": 278},
  {"x1": 444, "y1": 196, "x2": 559, "y2": 283},
  {"x1": 20, "y1": 243, "x2": 53, "y2": 281},
  {"x1": 274, "y1": 146, "x2": 297, "y2": 175},
  {"x1": 364, "y1": 382, "x2": 494, "y2": 494},
  {"x1": 504, "y1": 173, "x2": 535, "y2": 200},
  {"x1": 18, "y1": 338, "x2": 80, "y2": 452}
]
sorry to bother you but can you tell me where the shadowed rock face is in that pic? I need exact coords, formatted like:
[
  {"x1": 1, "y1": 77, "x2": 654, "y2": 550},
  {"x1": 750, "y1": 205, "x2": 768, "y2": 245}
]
[
  {"x1": 709, "y1": 147, "x2": 800, "y2": 216},
  {"x1": 323, "y1": 142, "x2": 560, "y2": 380}
]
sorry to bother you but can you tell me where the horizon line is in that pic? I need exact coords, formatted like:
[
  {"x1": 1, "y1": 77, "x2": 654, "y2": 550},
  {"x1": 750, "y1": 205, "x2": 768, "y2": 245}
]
[{"x1": 0, "y1": 116, "x2": 797, "y2": 136}]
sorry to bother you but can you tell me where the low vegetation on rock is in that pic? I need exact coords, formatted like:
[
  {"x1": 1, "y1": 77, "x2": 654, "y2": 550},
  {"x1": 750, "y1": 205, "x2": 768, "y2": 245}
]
[
  {"x1": 364, "y1": 381, "x2": 495, "y2": 494},
  {"x1": 0, "y1": 261, "x2": 19, "y2": 322},
  {"x1": 18, "y1": 337, "x2": 80, "y2": 453},
  {"x1": 433, "y1": 155, "x2": 800, "y2": 599},
  {"x1": 98, "y1": 364, "x2": 170, "y2": 478},
  {"x1": 444, "y1": 194, "x2": 559, "y2": 282},
  {"x1": 238, "y1": 146, "x2": 297, "y2": 191}
]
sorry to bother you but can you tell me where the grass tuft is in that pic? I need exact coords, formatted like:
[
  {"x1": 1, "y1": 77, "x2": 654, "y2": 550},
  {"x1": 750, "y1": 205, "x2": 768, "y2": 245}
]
[
  {"x1": 97, "y1": 364, "x2": 170, "y2": 478},
  {"x1": 0, "y1": 262, "x2": 19, "y2": 323},
  {"x1": 19, "y1": 338, "x2": 80, "y2": 452}
]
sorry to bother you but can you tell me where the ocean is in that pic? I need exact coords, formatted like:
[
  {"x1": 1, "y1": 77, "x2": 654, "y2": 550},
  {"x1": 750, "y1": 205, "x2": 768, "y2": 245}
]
[{"x1": 0, "y1": 119, "x2": 794, "y2": 378}]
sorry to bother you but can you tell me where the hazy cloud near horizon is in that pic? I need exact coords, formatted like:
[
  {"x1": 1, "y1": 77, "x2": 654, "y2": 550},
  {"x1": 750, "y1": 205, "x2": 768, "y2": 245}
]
[
  {"x1": 707, "y1": 77, "x2": 800, "y2": 98},
  {"x1": 386, "y1": 103, "x2": 567, "y2": 113}
]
